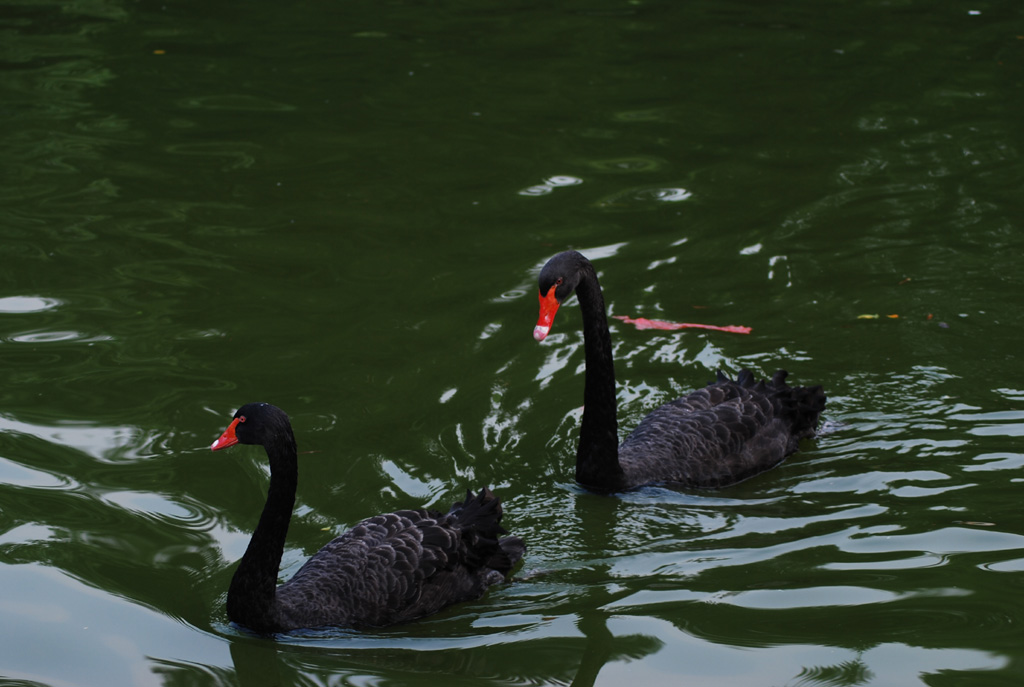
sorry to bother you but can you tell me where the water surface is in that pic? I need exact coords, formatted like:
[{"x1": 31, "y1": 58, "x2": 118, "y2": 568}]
[{"x1": 1, "y1": 1, "x2": 1022, "y2": 685}]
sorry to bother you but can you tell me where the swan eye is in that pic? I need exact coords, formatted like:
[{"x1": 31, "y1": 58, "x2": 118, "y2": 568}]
[
  {"x1": 555, "y1": 277, "x2": 563, "y2": 285},
  {"x1": 238, "y1": 415, "x2": 247, "y2": 423}
]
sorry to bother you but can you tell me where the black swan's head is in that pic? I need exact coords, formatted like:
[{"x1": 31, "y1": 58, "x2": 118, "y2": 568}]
[
  {"x1": 211, "y1": 402, "x2": 292, "y2": 452},
  {"x1": 534, "y1": 250, "x2": 591, "y2": 342}
]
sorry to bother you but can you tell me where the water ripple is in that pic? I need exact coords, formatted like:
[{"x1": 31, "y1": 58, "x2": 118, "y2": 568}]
[
  {"x1": 517, "y1": 175, "x2": 584, "y2": 196},
  {"x1": 593, "y1": 185, "x2": 693, "y2": 210}
]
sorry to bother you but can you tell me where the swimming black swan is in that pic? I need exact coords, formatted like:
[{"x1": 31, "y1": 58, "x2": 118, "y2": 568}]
[
  {"x1": 210, "y1": 402, "x2": 525, "y2": 634},
  {"x1": 533, "y1": 250, "x2": 826, "y2": 492}
]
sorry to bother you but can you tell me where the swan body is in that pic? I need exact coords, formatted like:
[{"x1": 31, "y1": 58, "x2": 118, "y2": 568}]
[
  {"x1": 534, "y1": 250, "x2": 826, "y2": 492},
  {"x1": 211, "y1": 402, "x2": 525, "y2": 634}
]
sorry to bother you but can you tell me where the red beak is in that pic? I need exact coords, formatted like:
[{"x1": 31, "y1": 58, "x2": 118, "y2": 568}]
[
  {"x1": 534, "y1": 285, "x2": 560, "y2": 342},
  {"x1": 211, "y1": 417, "x2": 241, "y2": 451}
]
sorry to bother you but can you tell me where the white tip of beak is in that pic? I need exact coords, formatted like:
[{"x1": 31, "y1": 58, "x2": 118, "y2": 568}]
[{"x1": 533, "y1": 325, "x2": 549, "y2": 342}]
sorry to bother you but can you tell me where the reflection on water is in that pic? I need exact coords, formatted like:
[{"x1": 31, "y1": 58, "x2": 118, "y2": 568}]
[
  {"x1": 0, "y1": 296, "x2": 63, "y2": 313},
  {"x1": 0, "y1": 413, "x2": 137, "y2": 462},
  {"x1": 2, "y1": 313, "x2": 1021, "y2": 681},
  {"x1": 518, "y1": 175, "x2": 584, "y2": 197},
  {"x1": 2, "y1": 0, "x2": 1024, "y2": 685}
]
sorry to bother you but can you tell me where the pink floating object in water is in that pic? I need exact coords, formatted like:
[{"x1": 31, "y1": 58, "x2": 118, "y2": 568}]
[{"x1": 612, "y1": 315, "x2": 752, "y2": 334}]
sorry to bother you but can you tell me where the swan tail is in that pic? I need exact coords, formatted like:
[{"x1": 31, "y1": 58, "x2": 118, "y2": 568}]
[
  {"x1": 766, "y1": 369, "x2": 827, "y2": 441},
  {"x1": 713, "y1": 368, "x2": 826, "y2": 441},
  {"x1": 489, "y1": 536, "x2": 527, "y2": 574},
  {"x1": 445, "y1": 487, "x2": 524, "y2": 574},
  {"x1": 450, "y1": 487, "x2": 504, "y2": 531},
  {"x1": 735, "y1": 368, "x2": 757, "y2": 387},
  {"x1": 720, "y1": 368, "x2": 769, "y2": 390}
]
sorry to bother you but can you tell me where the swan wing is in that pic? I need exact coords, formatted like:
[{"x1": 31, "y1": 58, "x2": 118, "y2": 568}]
[
  {"x1": 618, "y1": 371, "x2": 825, "y2": 488},
  {"x1": 275, "y1": 489, "x2": 521, "y2": 628}
]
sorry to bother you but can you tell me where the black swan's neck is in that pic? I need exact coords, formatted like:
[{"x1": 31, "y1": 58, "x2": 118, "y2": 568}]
[
  {"x1": 227, "y1": 432, "x2": 297, "y2": 631},
  {"x1": 575, "y1": 263, "x2": 625, "y2": 490}
]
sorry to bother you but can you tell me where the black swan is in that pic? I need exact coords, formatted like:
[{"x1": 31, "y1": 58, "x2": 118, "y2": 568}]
[
  {"x1": 210, "y1": 402, "x2": 525, "y2": 634},
  {"x1": 533, "y1": 250, "x2": 826, "y2": 492}
]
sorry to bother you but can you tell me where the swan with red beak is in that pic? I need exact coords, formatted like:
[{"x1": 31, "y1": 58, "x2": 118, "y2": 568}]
[{"x1": 531, "y1": 249, "x2": 826, "y2": 493}]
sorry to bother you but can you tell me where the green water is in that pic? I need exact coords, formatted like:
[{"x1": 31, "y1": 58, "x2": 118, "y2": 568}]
[{"x1": 2, "y1": 0, "x2": 1022, "y2": 685}]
